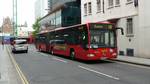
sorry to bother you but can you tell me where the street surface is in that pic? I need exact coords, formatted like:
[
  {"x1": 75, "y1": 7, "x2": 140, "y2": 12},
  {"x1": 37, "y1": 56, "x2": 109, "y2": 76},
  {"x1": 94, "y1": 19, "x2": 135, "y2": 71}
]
[
  {"x1": 0, "y1": 45, "x2": 22, "y2": 84},
  {"x1": 7, "y1": 45, "x2": 150, "y2": 84}
]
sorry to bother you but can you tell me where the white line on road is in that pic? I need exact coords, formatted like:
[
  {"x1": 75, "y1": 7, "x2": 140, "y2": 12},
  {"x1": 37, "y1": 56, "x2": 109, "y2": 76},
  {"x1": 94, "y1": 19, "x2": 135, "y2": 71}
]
[
  {"x1": 52, "y1": 57, "x2": 68, "y2": 63},
  {"x1": 38, "y1": 52, "x2": 68, "y2": 63},
  {"x1": 39, "y1": 53, "x2": 49, "y2": 57},
  {"x1": 78, "y1": 65, "x2": 120, "y2": 80}
]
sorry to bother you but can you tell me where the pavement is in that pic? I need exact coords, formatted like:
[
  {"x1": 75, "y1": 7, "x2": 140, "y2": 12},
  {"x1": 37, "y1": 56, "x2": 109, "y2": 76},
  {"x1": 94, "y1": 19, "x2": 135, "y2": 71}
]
[
  {"x1": 116, "y1": 55, "x2": 150, "y2": 66},
  {"x1": 0, "y1": 45, "x2": 22, "y2": 84}
]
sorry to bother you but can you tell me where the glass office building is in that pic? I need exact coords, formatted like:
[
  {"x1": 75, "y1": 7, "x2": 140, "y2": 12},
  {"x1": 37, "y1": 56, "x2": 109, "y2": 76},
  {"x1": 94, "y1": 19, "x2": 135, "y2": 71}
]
[
  {"x1": 48, "y1": 0, "x2": 79, "y2": 12},
  {"x1": 40, "y1": 0, "x2": 81, "y2": 30}
]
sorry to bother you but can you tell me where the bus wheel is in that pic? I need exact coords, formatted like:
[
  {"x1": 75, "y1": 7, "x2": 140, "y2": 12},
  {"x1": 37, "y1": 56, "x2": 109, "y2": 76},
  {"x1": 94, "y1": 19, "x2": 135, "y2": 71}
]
[{"x1": 70, "y1": 50, "x2": 75, "y2": 60}]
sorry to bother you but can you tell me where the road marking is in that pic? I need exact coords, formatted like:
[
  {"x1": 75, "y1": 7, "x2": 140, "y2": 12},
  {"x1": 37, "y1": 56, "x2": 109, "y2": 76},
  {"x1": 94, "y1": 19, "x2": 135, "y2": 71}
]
[
  {"x1": 38, "y1": 52, "x2": 68, "y2": 63},
  {"x1": 39, "y1": 53, "x2": 49, "y2": 57},
  {"x1": 78, "y1": 65, "x2": 120, "y2": 80},
  {"x1": 52, "y1": 57, "x2": 68, "y2": 63},
  {"x1": 6, "y1": 47, "x2": 29, "y2": 84}
]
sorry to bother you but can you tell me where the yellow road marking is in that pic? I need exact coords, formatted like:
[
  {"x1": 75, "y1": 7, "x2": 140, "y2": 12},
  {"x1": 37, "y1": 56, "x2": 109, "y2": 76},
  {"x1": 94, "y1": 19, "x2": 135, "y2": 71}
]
[{"x1": 6, "y1": 47, "x2": 29, "y2": 84}]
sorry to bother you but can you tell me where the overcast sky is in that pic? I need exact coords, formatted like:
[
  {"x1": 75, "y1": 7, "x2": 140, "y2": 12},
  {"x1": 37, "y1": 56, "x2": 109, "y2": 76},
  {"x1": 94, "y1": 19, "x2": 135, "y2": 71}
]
[{"x1": 0, "y1": 0, "x2": 36, "y2": 29}]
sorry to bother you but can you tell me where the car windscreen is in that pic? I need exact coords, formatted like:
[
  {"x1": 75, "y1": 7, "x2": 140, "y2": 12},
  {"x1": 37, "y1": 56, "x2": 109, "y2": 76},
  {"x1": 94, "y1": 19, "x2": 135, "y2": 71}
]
[{"x1": 15, "y1": 40, "x2": 27, "y2": 44}]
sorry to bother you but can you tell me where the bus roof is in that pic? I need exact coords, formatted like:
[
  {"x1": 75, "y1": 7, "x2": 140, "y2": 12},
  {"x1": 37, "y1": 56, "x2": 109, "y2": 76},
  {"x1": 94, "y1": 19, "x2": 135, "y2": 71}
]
[{"x1": 38, "y1": 22, "x2": 114, "y2": 34}]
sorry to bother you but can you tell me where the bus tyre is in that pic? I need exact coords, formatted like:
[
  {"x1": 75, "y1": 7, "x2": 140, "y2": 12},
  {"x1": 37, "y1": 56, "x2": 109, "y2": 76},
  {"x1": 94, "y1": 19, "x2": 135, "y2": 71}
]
[{"x1": 70, "y1": 50, "x2": 75, "y2": 60}]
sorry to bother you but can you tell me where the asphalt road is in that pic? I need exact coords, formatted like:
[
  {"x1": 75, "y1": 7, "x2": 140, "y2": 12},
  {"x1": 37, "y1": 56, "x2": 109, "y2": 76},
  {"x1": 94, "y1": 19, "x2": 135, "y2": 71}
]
[
  {"x1": 10, "y1": 45, "x2": 150, "y2": 84},
  {"x1": 0, "y1": 45, "x2": 22, "y2": 84}
]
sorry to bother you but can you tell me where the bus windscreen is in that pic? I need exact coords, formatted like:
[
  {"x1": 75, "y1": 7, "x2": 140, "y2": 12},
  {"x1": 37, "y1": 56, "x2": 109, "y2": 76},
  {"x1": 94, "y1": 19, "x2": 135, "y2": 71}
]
[{"x1": 89, "y1": 24, "x2": 116, "y2": 48}]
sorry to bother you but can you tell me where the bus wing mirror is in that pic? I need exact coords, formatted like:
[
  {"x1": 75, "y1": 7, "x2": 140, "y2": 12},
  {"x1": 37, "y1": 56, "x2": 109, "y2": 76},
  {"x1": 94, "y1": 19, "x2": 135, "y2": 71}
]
[{"x1": 116, "y1": 27, "x2": 124, "y2": 35}]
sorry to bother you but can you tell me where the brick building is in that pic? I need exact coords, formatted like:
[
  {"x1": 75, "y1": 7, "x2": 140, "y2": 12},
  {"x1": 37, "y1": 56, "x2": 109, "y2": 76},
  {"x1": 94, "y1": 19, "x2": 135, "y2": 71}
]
[{"x1": 2, "y1": 17, "x2": 13, "y2": 35}]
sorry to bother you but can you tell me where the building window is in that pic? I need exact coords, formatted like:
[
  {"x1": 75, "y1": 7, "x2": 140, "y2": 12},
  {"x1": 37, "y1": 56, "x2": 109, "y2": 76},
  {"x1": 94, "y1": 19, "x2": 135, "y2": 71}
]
[
  {"x1": 115, "y1": 0, "x2": 120, "y2": 6},
  {"x1": 97, "y1": 0, "x2": 101, "y2": 12},
  {"x1": 88, "y1": 2, "x2": 92, "y2": 14},
  {"x1": 126, "y1": 18, "x2": 133, "y2": 36},
  {"x1": 127, "y1": 0, "x2": 132, "y2": 2},
  {"x1": 84, "y1": 3, "x2": 87, "y2": 16},
  {"x1": 126, "y1": 0, "x2": 133, "y2": 4},
  {"x1": 108, "y1": 0, "x2": 114, "y2": 8},
  {"x1": 134, "y1": 0, "x2": 138, "y2": 7}
]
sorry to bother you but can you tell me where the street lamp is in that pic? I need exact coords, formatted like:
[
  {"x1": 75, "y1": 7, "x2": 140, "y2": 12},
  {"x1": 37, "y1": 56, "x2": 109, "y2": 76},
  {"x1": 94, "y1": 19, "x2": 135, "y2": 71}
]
[
  {"x1": 1, "y1": 24, "x2": 4, "y2": 49},
  {"x1": 13, "y1": 0, "x2": 18, "y2": 37}
]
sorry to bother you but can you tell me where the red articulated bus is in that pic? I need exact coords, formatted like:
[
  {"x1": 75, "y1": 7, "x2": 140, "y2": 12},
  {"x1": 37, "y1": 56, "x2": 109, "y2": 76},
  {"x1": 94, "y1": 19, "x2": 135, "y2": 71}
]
[{"x1": 35, "y1": 22, "x2": 123, "y2": 60}]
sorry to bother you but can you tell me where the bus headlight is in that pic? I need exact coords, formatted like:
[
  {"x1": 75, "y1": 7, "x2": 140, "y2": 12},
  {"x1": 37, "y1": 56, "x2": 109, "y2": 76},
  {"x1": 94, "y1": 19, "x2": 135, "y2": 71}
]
[
  {"x1": 87, "y1": 54, "x2": 95, "y2": 57},
  {"x1": 112, "y1": 53, "x2": 117, "y2": 56},
  {"x1": 109, "y1": 49, "x2": 113, "y2": 53}
]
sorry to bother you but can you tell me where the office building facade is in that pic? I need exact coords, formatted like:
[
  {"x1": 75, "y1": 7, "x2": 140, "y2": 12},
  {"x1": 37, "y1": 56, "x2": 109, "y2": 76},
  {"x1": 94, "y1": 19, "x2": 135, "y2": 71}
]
[
  {"x1": 35, "y1": 0, "x2": 48, "y2": 19},
  {"x1": 81, "y1": 0, "x2": 150, "y2": 58},
  {"x1": 40, "y1": 0, "x2": 81, "y2": 31},
  {"x1": 48, "y1": 0, "x2": 79, "y2": 12}
]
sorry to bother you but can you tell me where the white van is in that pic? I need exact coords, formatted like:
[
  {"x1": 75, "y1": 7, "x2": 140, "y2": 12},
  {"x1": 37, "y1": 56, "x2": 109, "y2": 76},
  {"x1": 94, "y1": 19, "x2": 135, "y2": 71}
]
[{"x1": 11, "y1": 39, "x2": 28, "y2": 53}]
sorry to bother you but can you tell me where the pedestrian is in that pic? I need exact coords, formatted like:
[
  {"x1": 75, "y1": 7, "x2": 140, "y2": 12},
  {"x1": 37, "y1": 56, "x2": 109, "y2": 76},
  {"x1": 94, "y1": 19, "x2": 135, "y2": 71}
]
[{"x1": 2, "y1": 40, "x2": 4, "y2": 49}]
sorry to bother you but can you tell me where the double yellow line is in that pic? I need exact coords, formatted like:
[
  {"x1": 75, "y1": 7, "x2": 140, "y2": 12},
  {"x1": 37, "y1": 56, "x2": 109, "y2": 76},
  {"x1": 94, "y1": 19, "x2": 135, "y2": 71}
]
[{"x1": 6, "y1": 47, "x2": 29, "y2": 84}]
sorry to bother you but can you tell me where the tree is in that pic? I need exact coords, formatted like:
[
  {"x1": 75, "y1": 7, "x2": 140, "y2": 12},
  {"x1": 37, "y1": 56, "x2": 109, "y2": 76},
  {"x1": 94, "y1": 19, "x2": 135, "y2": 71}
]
[{"x1": 32, "y1": 18, "x2": 41, "y2": 37}]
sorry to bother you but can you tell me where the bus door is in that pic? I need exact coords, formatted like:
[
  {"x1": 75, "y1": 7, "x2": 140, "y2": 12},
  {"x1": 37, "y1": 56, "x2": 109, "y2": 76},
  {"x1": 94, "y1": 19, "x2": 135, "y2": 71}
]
[{"x1": 76, "y1": 25, "x2": 89, "y2": 58}]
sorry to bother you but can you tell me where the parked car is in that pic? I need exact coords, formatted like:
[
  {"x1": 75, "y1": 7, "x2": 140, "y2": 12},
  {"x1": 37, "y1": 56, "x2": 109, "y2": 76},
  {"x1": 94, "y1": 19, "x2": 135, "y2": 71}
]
[{"x1": 11, "y1": 39, "x2": 28, "y2": 53}]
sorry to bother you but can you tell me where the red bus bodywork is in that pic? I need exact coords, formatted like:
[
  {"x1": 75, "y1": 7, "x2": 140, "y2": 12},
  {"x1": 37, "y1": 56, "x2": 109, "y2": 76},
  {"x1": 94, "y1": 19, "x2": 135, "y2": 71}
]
[{"x1": 35, "y1": 23, "x2": 118, "y2": 60}]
